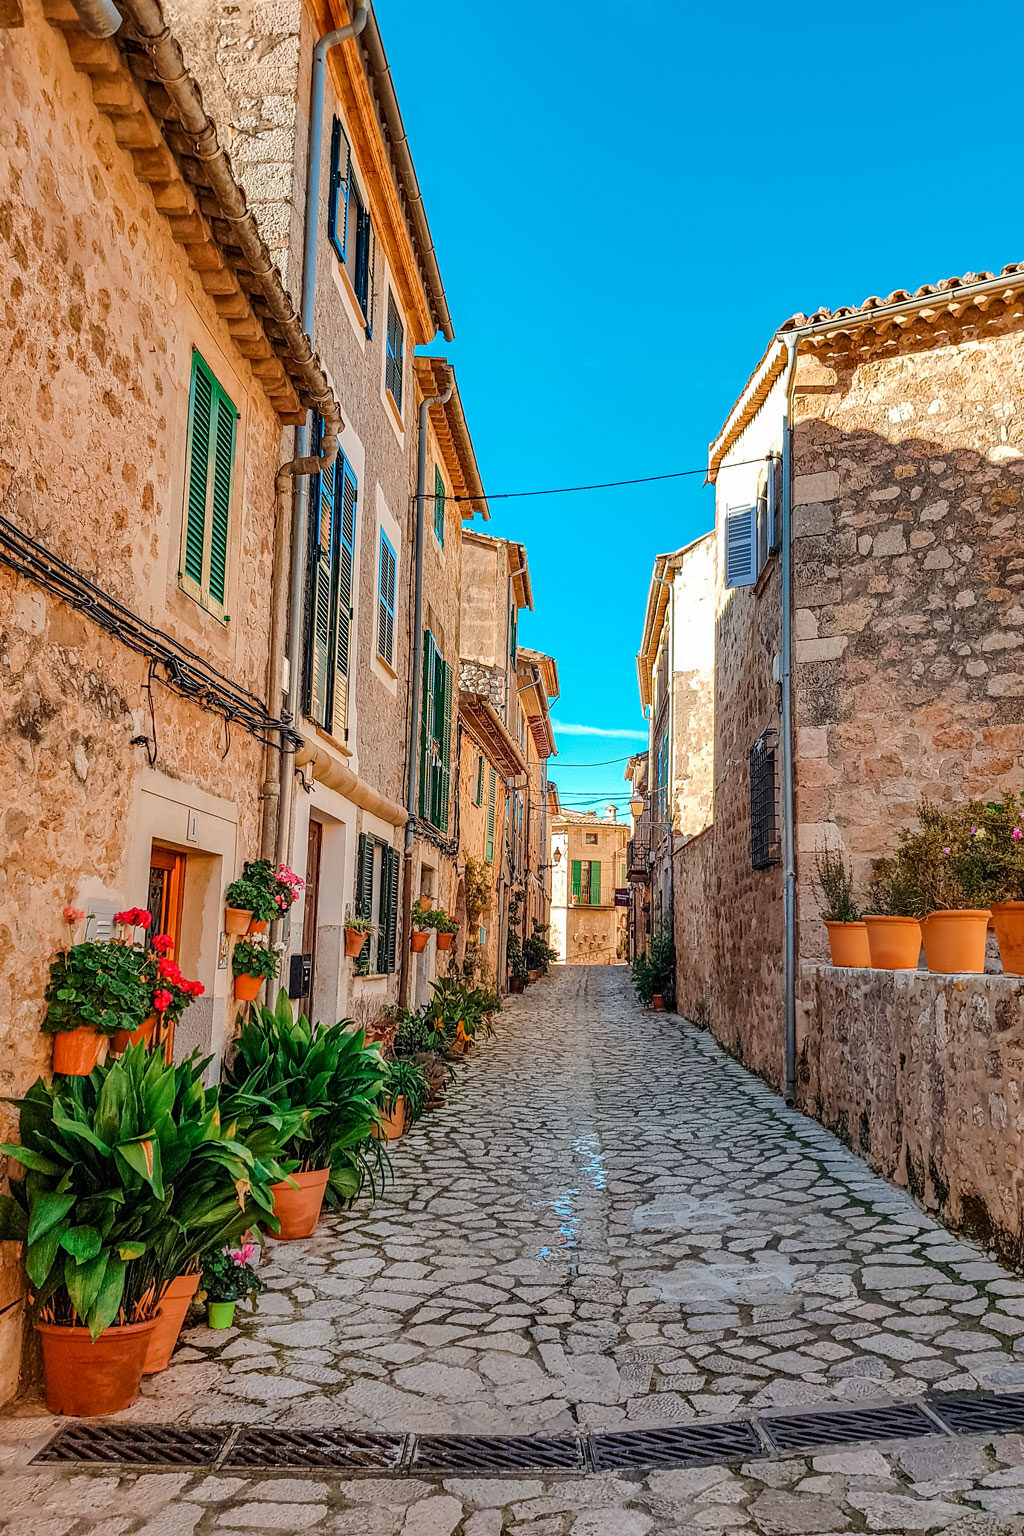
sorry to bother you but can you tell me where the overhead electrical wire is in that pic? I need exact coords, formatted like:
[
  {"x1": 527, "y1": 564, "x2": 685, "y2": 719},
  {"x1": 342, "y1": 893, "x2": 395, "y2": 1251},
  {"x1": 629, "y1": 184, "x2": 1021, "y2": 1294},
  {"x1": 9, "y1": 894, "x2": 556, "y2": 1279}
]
[{"x1": 452, "y1": 453, "x2": 769, "y2": 504}]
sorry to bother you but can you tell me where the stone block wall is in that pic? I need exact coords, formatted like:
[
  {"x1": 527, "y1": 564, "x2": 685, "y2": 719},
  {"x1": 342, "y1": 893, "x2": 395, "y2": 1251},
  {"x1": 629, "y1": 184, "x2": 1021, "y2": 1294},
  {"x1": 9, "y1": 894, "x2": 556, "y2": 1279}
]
[
  {"x1": 793, "y1": 318, "x2": 1024, "y2": 959},
  {"x1": 799, "y1": 964, "x2": 1024, "y2": 1263}
]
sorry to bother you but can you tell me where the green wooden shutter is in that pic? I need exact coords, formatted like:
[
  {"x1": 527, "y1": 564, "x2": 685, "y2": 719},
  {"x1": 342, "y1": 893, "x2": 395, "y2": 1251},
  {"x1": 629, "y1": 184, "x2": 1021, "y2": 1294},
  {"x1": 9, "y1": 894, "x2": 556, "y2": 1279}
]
[
  {"x1": 434, "y1": 465, "x2": 445, "y2": 547},
  {"x1": 182, "y1": 352, "x2": 235, "y2": 616},
  {"x1": 355, "y1": 833, "x2": 374, "y2": 976},
  {"x1": 380, "y1": 845, "x2": 399, "y2": 974},
  {"x1": 333, "y1": 460, "x2": 357, "y2": 737},
  {"x1": 475, "y1": 754, "x2": 484, "y2": 805},
  {"x1": 571, "y1": 859, "x2": 582, "y2": 903},
  {"x1": 485, "y1": 767, "x2": 496, "y2": 863},
  {"x1": 589, "y1": 859, "x2": 601, "y2": 904},
  {"x1": 418, "y1": 630, "x2": 436, "y2": 818},
  {"x1": 304, "y1": 431, "x2": 335, "y2": 728},
  {"x1": 183, "y1": 359, "x2": 212, "y2": 586},
  {"x1": 377, "y1": 533, "x2": 396, "y2": 665},
  {"x1": 435, "y1": 658, "x2": 452, "y2": 831},
  {"x1": 376, "y1": 843, "x2": 392, "y2": 974}
]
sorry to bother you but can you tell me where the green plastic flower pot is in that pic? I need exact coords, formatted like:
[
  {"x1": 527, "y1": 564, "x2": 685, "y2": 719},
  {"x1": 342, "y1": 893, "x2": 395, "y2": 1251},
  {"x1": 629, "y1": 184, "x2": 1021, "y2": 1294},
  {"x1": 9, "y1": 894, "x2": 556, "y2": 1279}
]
[{"x1": 206, "y1": 1300, "x2": 236, "y2": 1330}]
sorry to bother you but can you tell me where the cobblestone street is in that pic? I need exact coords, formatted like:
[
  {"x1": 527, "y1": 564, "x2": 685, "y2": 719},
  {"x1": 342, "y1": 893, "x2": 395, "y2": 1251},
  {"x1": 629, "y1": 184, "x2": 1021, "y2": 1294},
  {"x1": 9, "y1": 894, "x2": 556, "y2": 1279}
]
[{"x1": 5, "y1": 966, "x2": 1024, "y2": 1533}]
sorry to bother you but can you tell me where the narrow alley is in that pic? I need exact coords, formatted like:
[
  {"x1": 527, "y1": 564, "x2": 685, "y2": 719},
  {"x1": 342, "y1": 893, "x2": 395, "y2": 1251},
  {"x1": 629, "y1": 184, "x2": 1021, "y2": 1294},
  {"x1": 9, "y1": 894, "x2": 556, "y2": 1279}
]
[{"x1": 4, "y1": 969, "x2": 1024, "y2": 1534}]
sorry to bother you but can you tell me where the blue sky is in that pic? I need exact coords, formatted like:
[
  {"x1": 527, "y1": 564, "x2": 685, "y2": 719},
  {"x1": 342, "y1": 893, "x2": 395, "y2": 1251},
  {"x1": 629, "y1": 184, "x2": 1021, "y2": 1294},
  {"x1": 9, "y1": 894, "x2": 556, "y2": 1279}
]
[{"x1": 384, "y1": 0, "x2": 1019, "y2": 812}]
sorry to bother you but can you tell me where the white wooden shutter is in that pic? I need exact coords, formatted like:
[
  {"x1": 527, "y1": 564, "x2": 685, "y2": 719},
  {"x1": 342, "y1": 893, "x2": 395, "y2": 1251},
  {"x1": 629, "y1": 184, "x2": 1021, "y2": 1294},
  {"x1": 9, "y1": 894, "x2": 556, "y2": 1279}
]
[{"x1": 724, "y1": 503, "x2": 758, "y2": 588}]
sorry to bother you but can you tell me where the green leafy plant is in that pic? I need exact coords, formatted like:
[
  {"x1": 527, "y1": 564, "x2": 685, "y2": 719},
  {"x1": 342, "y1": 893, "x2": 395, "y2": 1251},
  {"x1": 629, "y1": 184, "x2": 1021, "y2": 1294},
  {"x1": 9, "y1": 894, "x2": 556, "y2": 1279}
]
[
  {"x1": 224, "y1": 990, "x2": 389, "y2": 1207},
  {"x1": 225, "y1": 862, "x2": 278, "y2": 922},
  {"x1": 973, "y1": 793, "x2": 1024, "y2": 901},
  {"x1": 201, "y1": 1242, "x2": 263, "y2": 1306},
  {"x1": 523, "y1": 921, "x2": 558, "y2": 972},
  {"x1": 814, "y1": 844, "x2": 861, "y2": 923},
  {"x1": 231, "y1": 939, "x2": 280, "y2": 981},
  {"x1": 0, "y1": 1046, "x2": 286, "y2": 1338},
  {"x1": 383, "y1": 1059, "x2": 428, "y2": 1124},
  {"x1": 344, "y1": 911, "x2": 375, "y2": 934},
  {"x1": 412, "y1": 902, "x2": 456, "y2": 932},
  {"x1": 631, "y1": 921, "x2": 675, "y2": 1007},
  {"x1": 866, "y1": 854, "x2": 928, "y2": 918},
  {"x1": 881, "y1": 798, "x2": 1000, "y2": 914},
  {"x1": 42, "y1": 941, "x2": 150, "y2": 1037}
]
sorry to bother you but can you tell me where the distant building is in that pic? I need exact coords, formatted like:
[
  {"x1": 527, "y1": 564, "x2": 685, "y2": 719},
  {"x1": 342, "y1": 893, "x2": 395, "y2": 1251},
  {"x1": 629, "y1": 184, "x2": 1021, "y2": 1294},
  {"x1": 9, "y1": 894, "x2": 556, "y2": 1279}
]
[{"x1": 550, "y1": 808, "x2": 630, "y2": 965}]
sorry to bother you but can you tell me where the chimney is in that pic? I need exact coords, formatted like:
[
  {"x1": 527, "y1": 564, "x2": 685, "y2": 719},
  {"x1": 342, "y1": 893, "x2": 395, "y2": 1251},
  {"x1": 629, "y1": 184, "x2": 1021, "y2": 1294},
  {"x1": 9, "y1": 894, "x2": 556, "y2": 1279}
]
[{"x1": 605, "y1": 804, "x2": 617, "y2": 822}]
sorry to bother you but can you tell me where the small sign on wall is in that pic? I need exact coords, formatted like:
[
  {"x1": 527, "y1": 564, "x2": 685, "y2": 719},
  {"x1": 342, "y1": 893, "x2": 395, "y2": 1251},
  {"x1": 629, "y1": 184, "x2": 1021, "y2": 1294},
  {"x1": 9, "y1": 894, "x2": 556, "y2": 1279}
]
[{"x1": 614, "y1": 889, "x2": 630, "y2": 906}]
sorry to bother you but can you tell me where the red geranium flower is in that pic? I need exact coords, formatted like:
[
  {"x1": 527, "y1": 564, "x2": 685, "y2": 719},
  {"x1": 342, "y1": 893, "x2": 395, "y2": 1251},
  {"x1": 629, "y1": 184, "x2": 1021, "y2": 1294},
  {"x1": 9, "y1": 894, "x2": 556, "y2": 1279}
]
[
  {"x1": 153, "y1": 989, "x2": 173, "y2": 1013},
  {"x1": 152, "y1": 933, "x2": 174, "y2": 954}
]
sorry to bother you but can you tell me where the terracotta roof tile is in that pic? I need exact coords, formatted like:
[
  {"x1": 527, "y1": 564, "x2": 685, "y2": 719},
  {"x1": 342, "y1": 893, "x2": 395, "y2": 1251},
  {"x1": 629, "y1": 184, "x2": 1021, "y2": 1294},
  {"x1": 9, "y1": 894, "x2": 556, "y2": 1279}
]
[{"x1": 778, "y1": 262, "x2": 1024, "y2": 332}]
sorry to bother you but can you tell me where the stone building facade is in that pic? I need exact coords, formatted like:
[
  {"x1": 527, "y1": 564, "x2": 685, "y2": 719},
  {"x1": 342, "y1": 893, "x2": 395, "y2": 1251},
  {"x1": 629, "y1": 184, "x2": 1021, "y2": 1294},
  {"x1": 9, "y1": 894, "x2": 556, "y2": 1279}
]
[
  {"x1": 0, "y1": 0, "x2": 339, "y2": 1402},
  {"x1": 549, "y1": 809, "x2": 629, "y2": 965},
  {"x1": 668, "y1": 260, "x2": 1024, "y2": 1249},
  {"x1": 517, "y1": 648, "x2": 559, "y2": 947}
]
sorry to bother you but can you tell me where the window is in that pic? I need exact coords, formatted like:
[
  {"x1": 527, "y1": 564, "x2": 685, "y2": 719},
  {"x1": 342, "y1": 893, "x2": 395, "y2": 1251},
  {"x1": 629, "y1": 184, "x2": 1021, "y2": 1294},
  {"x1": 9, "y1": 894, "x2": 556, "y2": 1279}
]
[
  {"x1": 749, "y1": 728, "x2": 780, "y2": 871},
  {"x1": 328, "y1": 118, "x2": 375, "y2": 334},
  {"x1": 585, "y1": 833, "x2": 598, "y2": 845},
  {"x1": 433, "y1": 465, "x2": 445, "y2": 547},
  {"x1": 725, "y1": 457, "x2": 780, "y2": 590},
  {"x1": 304, "y1": 416, "x2": 357, "y2": 738},
  {"x1": 472, "y1": 754, "x2": 485, "y2": 806},
  {"x1": 354, "y1": 833, "x2": 399, "y2": 974},
  {"x1": 377, "y1": 532, "x2": 396, "y2": 668},
  {"x1": 654, "y1": 728, "x2": 669, "y2": 826},
  {"x1": 180, "y1": 351, "x2": 236, "y2": 619},
  {"x1": 385, "y1": 291, "x2": 404, "y2": 412},
  {"x1": 571, "y1": 859, "x2": 602, "y2": 905},
  {"x1": 418, "y1": 630, "x2": 453, "y2": 831},
  {"x1": 485, "y1": 767, "x2": 497, "y2": 863}
]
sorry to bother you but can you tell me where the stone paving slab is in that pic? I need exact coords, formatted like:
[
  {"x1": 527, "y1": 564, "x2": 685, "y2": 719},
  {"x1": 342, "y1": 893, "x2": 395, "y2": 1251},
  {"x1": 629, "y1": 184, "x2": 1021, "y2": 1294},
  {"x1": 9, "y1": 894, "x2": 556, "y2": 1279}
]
[{"x1": 5, "y1": 965, "x2": 1024, "y2": 1533}]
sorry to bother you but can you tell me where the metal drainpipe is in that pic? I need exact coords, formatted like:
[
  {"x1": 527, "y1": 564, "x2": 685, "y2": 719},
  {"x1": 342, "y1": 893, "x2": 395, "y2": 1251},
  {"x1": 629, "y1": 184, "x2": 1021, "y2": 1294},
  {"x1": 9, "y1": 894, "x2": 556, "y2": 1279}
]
[
  {"x1": 68, "y1": 0, "x2": 121, "y2": 35},
  {"x1": 398, "y1": 371, "x2": 454, "y2": 1007},
  {"x1": 273, "y1": 4, "x2": 368, "y2": 883},
  {"x1": 780, "y1": 336, "x2": 799, "y2": 1105}
]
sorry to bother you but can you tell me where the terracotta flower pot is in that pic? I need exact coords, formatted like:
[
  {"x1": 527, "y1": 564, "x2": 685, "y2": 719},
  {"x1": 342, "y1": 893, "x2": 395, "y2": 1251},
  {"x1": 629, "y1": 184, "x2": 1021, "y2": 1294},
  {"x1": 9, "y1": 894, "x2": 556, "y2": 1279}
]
[
  {"x1": 234, "y1": 972, "x2": 265, "y2": 1002},
  {"x1": 436, "y1": 931, "x2": 455, "y2": 952},
  {"x1": 374, "y1": 1096, "x2": 405, "y2": 1141},
  {"x1": 410, "y1": 929, "x2": 429, "y2": 953},
  {"x1": 650, "y1": 993, "x2": 665, "y2": 1010},
  {"x1": 143, "y1": 1271, "x2": 201, "y2": 1375},
  {"x1": 247, "y1": 918, "x2": 269, "y2": 935},
  {"x1": 345, "y1": 928, "x2": 369, "y2": 959},
  {"x1": 111, "y1": 1014, "x2": 157, "y2": 1057},
  {"x1": 224, "y1": 907, "x2": 252, "y2": 935},
  {"x1": 922, "y1": 909, "x2": 991, "y2": 974},
  {"x1": 38, "y1": 1318, "x2": 157, "y2": 1417},
  {"x1": 508, "y1": 976, "x2": 524, "y2": 994},
  {"x1": 824, "y1": 921, "x2": 871, "y2": 968},
  {"x1": 268, "y1": 1167, "x2": 330, "y2": 1240},
  {"x1": 207, "y1": 1300, "x2": 236, "y2": 1330},
  {"x1": 864, "y1": 915, "x2": 923, "y2": 970},
  {"x1": 992, "y1": 902, "x2": 1024, "y2": 976},
  {"x1": 52, "y1": 1026, "x2": 108, "y2": 1077}
]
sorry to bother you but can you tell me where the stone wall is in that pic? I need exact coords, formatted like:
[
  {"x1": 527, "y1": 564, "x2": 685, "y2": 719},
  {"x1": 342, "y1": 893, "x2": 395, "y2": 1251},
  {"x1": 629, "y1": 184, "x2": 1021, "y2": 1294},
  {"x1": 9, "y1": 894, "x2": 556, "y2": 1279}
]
[
  {"x1": 0, "y1": 7, "x2": 284, "y2": 1402},
  {"x1": 793, "y1": 319, "x2": 1024, "y2": 959},
  {"x1": 799, "y1": 964, "x2": 1024, "y2": 1263},
  {"x1": 672, "y1": 827, "x2": 714, "y2": 1025},
  {"x1": 670, "y1": 533, "x2": 716, "y2": 838}
]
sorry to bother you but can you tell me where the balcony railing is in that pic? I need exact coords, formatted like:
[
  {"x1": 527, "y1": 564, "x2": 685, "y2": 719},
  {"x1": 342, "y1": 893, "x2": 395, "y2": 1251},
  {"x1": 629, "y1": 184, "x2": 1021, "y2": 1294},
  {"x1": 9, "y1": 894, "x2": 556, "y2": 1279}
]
[{"x1": 627, "y1": 829, "x2": 651, "y2": 884}]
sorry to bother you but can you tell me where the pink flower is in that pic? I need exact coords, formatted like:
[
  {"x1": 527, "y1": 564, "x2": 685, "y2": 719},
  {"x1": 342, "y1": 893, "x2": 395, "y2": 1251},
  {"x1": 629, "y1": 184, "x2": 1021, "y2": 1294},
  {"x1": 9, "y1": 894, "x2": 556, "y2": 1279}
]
[
  {"x1": 153, "y1": 989, "x2": 173, "y2": 1013},
  {"x1": 943, "y1": 846, "x2": 951, "y2": 855},
  {"x1": 971, "y1": 826, "x2": 979, "y2": 836},
  {"x1": 1013, "y1": 828, "x2": 1023, "y2": 841},
  {"x1": 62, "y1": 906, "x2": 85, "y2": 924}
]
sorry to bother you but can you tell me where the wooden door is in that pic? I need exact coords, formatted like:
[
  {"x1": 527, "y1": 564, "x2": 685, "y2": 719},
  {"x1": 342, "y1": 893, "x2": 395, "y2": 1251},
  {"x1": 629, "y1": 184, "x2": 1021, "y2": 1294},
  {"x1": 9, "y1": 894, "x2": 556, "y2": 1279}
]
[
  {"x1": 301, "y1": 820, "x2": 322, "y2": 1009},
  {"x1": 148, "y1": 845, "x2": 186, "y2": 1060}
]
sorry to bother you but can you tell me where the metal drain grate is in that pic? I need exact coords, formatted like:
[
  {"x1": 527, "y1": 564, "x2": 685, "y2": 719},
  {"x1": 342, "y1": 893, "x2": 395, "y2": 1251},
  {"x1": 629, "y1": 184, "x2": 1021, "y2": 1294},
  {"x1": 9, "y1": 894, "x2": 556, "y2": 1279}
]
[
  {"x1": 412, "y1": 1435, "x2": 586, "y2": 1474},
  {"x1": 931, "y1": 1391, "x2": 1024, "y2": 1436},
  {"x1": 33, "y1": 1423, "x2": 228, "y2": 1466},
  {"x1": 590, "y1": 1419, "x2": 763, "y2": 1472},
  {"x1": 760, "y1": 1402, "x2": 938, "y2": 1452},
  {"x1": 226, "y1": 1428, "x2": 405, "y2": 1470}
]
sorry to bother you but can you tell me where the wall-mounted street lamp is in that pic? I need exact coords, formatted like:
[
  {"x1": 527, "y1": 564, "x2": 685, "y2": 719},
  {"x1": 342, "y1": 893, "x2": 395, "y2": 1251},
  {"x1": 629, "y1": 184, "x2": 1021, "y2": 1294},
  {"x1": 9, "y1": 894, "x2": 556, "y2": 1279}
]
[{"x1": 629, "y1": 795, "x2": 645, "y2": 819}]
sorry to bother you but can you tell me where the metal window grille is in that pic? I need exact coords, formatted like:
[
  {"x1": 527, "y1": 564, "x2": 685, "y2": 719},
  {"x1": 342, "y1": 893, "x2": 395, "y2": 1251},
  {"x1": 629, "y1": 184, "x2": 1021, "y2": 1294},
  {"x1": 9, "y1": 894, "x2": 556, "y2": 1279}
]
[{"x1": 749, "y1": 728, "x2": 780, "y2": 870}]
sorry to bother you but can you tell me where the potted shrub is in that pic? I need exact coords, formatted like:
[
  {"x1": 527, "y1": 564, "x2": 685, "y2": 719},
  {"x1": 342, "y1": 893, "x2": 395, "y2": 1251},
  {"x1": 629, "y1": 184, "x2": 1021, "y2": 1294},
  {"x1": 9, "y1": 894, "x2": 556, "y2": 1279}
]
[
  {"x1": 141, "y1": 1065, "x2": 293, "y2": 1375},
  {"x1": 0, "y1": 1046, "x2": 276, "y2": 1415},
  {"x1": 376, "y1": 1059, "x2": 428, "y2": 1140},
  {"x1": 631, "y1": 922, "x2": 676, "y2": 1010},
  {"x1": 344, "y1": 911, "x2": 374, "y2": 959},
  {"x1": 432, "y1": 911, "x2": 459, "y2": 952},
  {"x1": 863, "y1": 856, "x2": 926, "y2": 969},
  {"x1": 43, "y1": 909, "x2": 152, "y2": 1075},
  {"x1": 224, "y1": 990, "x2": 387, "y2": 1238},
  {"x1": 232, "y1": 938, "x2": 280, "y2": 1002},
  {"x1": 814, "y1": 844, "x2": 868, "y2": 966},
  {"x1": 524, "y1": 921, "x2": 558, "y2": 980},
  {"x1": 971, "y1": 793, "x2": 1024, "y2": 974},
  {"x1": 895, "y1": 801, "x2": 994, "y2": 974},
  {"x1": 410, "y1": 901, "x2": 432, "y2": 953},
  {"x1": 201, "y1": 1241, "x2": 263, "y2": 1329}
]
